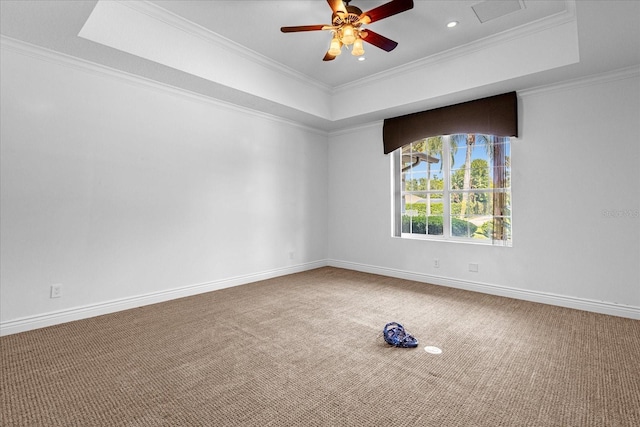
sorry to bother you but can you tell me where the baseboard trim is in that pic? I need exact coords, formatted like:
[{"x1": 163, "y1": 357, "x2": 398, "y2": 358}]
[
  {"x1": 4, "y1": 259, "x2": 636, "y2": 336},
  {"x1": 0, "y1": 261, "x2": 328, "y2": 336},
  {"x1": 328, "y1": 260, "x2": 640, "y2": 320}
]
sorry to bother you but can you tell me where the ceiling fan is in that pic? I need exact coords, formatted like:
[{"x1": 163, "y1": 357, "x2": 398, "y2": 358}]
[{"x1": 280, "y1": 0, "x2": 414, "y2": 61}]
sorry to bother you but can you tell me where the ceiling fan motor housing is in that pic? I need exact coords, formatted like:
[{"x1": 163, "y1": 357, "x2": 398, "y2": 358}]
[{"x1": 332, "y1": 5, "x2": 364, "y2": 27}]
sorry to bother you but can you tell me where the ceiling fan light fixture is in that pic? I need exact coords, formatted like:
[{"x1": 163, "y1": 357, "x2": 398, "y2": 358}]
[
  {"x1": 281, "y1": 0, "x2": 415, "y2": 61},
  {"x1": 352, "y1": 37, "x2": 365, "y2": 56},
  {"x1": 328, "y1": 35, "x2": 342, "y2": 56},
  {"x1": 341, "y1": 24, "x2": 357, "y2": 45}
]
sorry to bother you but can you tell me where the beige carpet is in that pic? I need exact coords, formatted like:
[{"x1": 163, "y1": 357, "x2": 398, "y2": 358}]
[{"x1": 1, "y1": 267, "x2": 639, "y2": 426}]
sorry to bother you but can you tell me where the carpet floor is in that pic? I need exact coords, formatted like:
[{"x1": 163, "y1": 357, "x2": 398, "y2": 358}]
[{"x1": 1, "y1": 267, "x2": 639, "y2": 426}]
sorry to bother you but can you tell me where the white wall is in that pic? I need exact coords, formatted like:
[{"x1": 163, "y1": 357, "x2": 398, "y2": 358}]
[
  {"x1": 0, "y1": 45, "x2": 328, "y2": 332},
  {"x1": 2, "y1": 42, "x2": 638, "y2": 336},
  {"x1": 328, "y1": 71, "x2": 640, "y2": 318}
]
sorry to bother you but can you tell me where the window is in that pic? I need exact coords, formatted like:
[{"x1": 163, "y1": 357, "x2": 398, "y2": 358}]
[{"x1": 392, "y1": 134, "x2": 511, "y2": 246}]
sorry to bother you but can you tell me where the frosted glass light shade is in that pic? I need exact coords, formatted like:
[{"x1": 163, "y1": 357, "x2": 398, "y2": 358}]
[
  {"x1": 352, "y1": 38, "x2": 365, "y2": 56},
  {"x1": 341, "y1": 24, "x2": 356, "y2": 45},
  {"x1": 328, "y1": 37, "x2": 342, "y2": 56}
]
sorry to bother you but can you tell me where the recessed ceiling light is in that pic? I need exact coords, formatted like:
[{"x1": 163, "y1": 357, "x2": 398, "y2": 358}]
[
  {"x1": 447, "y1": 21, "x2": 458, "y2": 28},
  {"x1": 358, "y1": 57, "x2": 366, "y2": 61}
]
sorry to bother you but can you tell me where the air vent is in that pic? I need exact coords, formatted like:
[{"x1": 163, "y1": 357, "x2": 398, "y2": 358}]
[{"x1": 472, "y1": 0, "x2": 524, "y2": 23}]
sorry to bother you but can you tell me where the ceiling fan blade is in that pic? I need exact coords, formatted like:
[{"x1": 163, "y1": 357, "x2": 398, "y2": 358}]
[
  {"x1": 359, "y1": 0, "x2": 414, "y2": 25},
  {"x1": 323, "y1": 51, "x2": 338, "y2": 61},
  {"x1": 327, "y1": 0, "x2": 347, "y2": 15},
  {"x1": 323, "y1": 39, "x2": 343, "y2": 61},
  {"x1": 360, "y1": 30, "x2": 398, "y2": 52},
  {"x1": 281, "y1": 25, "x2": 327, "y2": 33}
]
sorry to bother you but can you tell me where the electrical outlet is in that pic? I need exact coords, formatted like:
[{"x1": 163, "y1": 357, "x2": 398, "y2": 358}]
[
  {"x1": 289, "y1": 251, "x2": 295, "y2": 260},
  {"x1": 50, "y1": 284, "x2": 62, "y2": 298},
  {"x1": 468, "y1": 263, "x2": 479, "y2": 273},
  {"x1": 434, "y1": 259, "x2": 440, "y2": 268}
]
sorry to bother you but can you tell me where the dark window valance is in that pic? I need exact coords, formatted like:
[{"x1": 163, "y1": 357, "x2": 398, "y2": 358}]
[{"x1": 383, "y1": 92, "x2": 518, "y2": 154}]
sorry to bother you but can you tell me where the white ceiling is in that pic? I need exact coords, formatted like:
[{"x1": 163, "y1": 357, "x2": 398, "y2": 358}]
[
  {"x1": 146, "y1": 0, "x2": 566, "y2": 88},
  {"x1": 1, "y1": 1, "x2": 639, "y2": 131}
]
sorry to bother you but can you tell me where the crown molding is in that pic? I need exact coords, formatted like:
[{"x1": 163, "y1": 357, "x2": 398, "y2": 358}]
[
  {"x1": 519, "y1": 65, "x2": 640, "y2": 98},
  {"x1": 0, "y1": 36, "x2": 329, "y2": 137},
  {"x1": 334, "y1": 1, "x2": 578, "y2": 94},
  {"x1": 328, "y1": 120, "x2": 382, "y2": 138},
  {"x1": 125, "y1": 1, "x2": 332, "y2": 95}
]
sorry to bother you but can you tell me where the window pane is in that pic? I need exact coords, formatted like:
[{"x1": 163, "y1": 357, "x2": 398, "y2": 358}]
[
  {"x1": 402, "y1": 195, "x2": 425, "y2": 235},
  {"x1": 427, "y1": 168, "x2": 444, "y2": 191},
  {"x1": 404, "y1": 167, "x2": 424, "y2": 191},
  {"x1": 450, "y1": 191, "x2": 492, "y2": 239},
  {"x1": 427, "y1": 215, "x2": 444, "y2": 236},
  {"x1": 493, "y1": 166, "x2": 511, "y2": 189},
  {"x1": 450, "y1": 192, "x2": 463, "y2": 216},
  {"x1": 472, "y1": 218, "x2": 494, "y2": 240},
  {"x1": 450, "y1": 214, "x2": 477, "y2": 238},
  {"x1": 468, "y1": 191, "x2": 492, "y2": 216},
  {"x1": 502, "y1": 218, "x2": 512, "y2": 240},
  {"x1": 450, "y1": 167, "x2": 464, "y2": 190},
  {"x1": 450, "y1": 135, "x2": 492, "y2": 191},
  {"x1": 405, "y1": 194, "x2": 426, "y2": 215},
  {"x1": 493, "y1": 191, "x2": 511, "y2": 216},
  {"x1": 401, "y1": 215, "x2": 410, "y2": 233},
  {"x1": 402, "y1": 215, "x2": 427, "y2": 235},
  {"x1": 492, "y1": 138, "x2": 511, "y2": 189},
  {"x1": 412, "y1": 217, "x2": 427, "y2": 234},
  {"x1": 425, "y1": 193, "x2": 444, "y2": 216},
  {"x1": 450, "y1": 192, "x2": 492, "y2": 216}
]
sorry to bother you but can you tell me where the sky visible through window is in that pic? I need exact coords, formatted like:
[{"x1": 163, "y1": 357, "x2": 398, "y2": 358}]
[{"x1": 407, "y1": 140, "x2": 511, "y2": 182}]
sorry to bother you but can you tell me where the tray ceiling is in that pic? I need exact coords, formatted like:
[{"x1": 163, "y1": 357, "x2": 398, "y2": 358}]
[{"x1": 1, "y1": 1, "x2": 639, "y2": 131}]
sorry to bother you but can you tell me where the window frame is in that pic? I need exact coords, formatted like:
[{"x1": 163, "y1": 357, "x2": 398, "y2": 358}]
[{"x1": 391, "y1": 134, "x2": 512, "y2": 246}]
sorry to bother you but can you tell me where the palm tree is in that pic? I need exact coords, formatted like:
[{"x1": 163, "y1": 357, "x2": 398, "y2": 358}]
[
  {"x1": 452, "y1": 134, "x2": 489, "y2": 217},
  {"x1": 492, "y1": 137, "x2": 509, "y2": 241}
]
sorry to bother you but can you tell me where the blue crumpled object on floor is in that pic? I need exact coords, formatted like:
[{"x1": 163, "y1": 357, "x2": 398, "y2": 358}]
[{"x1": 383, "y1": 322, "x2": 418, "y2": 348}]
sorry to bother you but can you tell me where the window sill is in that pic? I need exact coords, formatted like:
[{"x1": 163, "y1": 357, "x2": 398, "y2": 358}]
[{"x1": 394, "y1": 234, "x2": 511, "y2": 247}]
